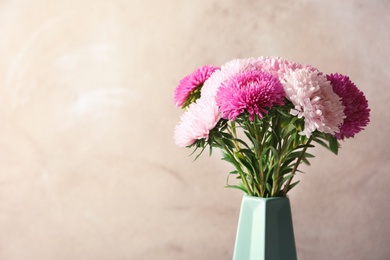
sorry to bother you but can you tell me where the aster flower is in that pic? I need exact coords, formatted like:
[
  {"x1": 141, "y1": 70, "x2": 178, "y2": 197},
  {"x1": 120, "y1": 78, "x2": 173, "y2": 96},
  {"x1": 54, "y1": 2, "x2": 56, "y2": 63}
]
[
  {"x1": 201, "y1": 58, "x2": 264, "y2": 99},
  {"x1": 173, "y1": 56, "x2": 370, "y2": 198},
  {"x1": 282, "y1": 68, "x2": 345, "y2": 137},
  {"x1": 174, "y1": 96, "x2": 220, "y2": 147},
  {"x1": 174, "y1": 65, "x2": 219, "y2": 109},
  {"x1": 326, "y1": 73, "x2": 370, "y2": 140},
  {"x1": 257, "y1": 56, "x2": 317, "y2": 79},
  {"x1": 216, "y1": 70, "x2": 285, "y2": 121}
]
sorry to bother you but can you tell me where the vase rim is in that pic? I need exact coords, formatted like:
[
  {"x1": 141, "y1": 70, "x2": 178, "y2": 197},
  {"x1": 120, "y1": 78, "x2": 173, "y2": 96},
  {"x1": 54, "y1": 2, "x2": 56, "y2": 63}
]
[{"x1": 243, "y1": 194, "x2": 290, "y2": 200}]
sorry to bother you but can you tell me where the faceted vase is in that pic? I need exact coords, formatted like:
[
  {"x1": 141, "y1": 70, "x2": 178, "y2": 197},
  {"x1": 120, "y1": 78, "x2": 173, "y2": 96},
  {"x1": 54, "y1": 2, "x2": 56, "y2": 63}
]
[{"x1": 233, "y1": 195, "x2": 297, "y2": 260}]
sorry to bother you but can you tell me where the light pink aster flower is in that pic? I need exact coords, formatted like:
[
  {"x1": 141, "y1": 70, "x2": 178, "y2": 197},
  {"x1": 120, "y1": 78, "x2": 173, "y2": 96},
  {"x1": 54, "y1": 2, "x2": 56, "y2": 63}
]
[
  {"x1": 258, "y1": 56, "x2": 317, "y2": 79},
  {"x1": 174, "y1": 65, "x2": 219, "y2": 108},
  {"x1": 282, "y1": 68, "x2": 345, "y2": 137},
  {"x1": 216, "y1": 70, "x2": 285, "y2": 121},
  {"x1": 174, "y1": 96, "x2": 220, "y2": 147},
  {"x1": 326, "y1": 73, "x2": 370, "y2": 140}
]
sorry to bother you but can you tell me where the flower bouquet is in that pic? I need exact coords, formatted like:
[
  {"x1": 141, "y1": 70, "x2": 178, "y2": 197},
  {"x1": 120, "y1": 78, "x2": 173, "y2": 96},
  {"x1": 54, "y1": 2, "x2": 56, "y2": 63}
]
[{"x1": 173, "y1": 57, "x2": 370, "y2": 198}]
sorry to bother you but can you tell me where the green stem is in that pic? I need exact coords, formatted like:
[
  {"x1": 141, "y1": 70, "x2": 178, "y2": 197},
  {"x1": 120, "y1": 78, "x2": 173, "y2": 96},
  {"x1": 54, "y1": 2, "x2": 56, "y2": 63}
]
[
  {"x1": 270, "y1": 135, "x2": 289, "y2": 197},
  {"x1": 282, "y1": 136, "x2": 313, "y2": 196},
  {"x1": 229, "y1": 122, "x2": 262, "y2": 196},
  {"x1": 255, "y1": 132, "x2": 264, "y2": 197},
  {"x1": 227, "y1": 122, "x2": 242, "y2": 154},
  {"x1": 218, "y1": 138, "x2": 254, "y2": 196}
]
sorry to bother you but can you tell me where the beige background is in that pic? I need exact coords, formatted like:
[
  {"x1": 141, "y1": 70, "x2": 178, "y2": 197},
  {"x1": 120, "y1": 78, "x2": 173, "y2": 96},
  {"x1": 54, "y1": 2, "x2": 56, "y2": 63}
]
[{"x1": 0, "y1": 0, "x2": 389, "y2": 259}]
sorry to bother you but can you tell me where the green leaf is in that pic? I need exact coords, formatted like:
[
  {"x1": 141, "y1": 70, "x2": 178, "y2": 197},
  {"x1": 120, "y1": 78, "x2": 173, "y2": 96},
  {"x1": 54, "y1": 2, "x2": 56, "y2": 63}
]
[
  {"x1": 268, "y1": 146, "x2": 279, "y2": 164},
  {"x1": 280, "y1": 166, "x2": 293, "y2": 175},
  {"x1": 235, "y1": 138, "x2": 251, "y2": 149},
  {"x1": 302, "y1": 156, "x2": 311, "y2": 166},
  {"x1": 281, "y1": 157, "x2": 296, "y2": 169},
  {"x1": 286, "y1": 151, "x2": 305, "y2": 160},
  {"x1": 188, "y1": 143, "x2": 208, "y2": 161},
  {"x1": 229, "y1": 170, "x2": 239, "y2": 175},
  {"x1": 239, "y1": 148, "x2": 256, "y2": 158},
  {"x1": 303, "y1": 152, "x2": 315, "y2": 158},
  {"x1": 220, "y1": 132, "x2": 233, "y2": 139},
  {"x1": 222, "y1": 138, "x2": 236, "y2": 150},
  {"x1": 281, "y1": 121, "x2": 297, "y2": 138},
  {"x1": 235, "y1": 152, "x2": 254, "y2": 173},
  {"x1": 280, "y1": 173, "x2": 293, "y2": 185},
  {"x1": 265, "y1": 183, "x2": 272, "y2": 194},
  {"x1": 313, "y1": 137, "x2": 329, "y2": 149},
  {"x1": 329, "y1": 135, "x2": 339, "y2": 155},
  {"x1": 208, "y1": 145, "x2": 213, "y2": 157},
  {"x1": 313, "y1": 133, "x2": 340, "y2": 155},
  {"x1": 225, "y1": 184, "x2": 248, "y2": 193},
  {"x1": 221, "y1": 153, "x2": 239, "y2": 167},
  {"x1": 286, "y1": 180, "x2": 300, "y2": 193},
  {"x1": 294, "y1": 143, "x2": 315, "y2": 150},
  {"x1": 243, "y1": 130, "x2": 253, "y2": 143}
]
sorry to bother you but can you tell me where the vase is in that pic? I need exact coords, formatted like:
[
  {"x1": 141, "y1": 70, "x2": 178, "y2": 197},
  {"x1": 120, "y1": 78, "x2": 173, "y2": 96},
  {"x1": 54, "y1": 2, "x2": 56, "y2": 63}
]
[{"x1": 233, "y1": 195, "x2": 297, "y2": 260}]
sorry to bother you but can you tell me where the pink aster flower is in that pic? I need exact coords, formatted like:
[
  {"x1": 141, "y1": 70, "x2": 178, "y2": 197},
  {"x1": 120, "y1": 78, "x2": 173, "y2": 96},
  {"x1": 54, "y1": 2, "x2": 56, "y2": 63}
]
[
  {"x1": 326, "y1": 73, "x2": 370, "y2": 140},
  {"x1": 174, "y1": 96, "x2": 220, "y2": 147},
  {"x1": 282, "y1": 68, "x2": 345, "y2": 137},
  {"x1": 216, "y1": 70, "x2": 285, "y2": 121},
  {"x1": 174, "y1": 65, "x2": 219, "y2": 108},
  {"x1": 201, "y1": 58, "x2": 264, "y2": 99}
]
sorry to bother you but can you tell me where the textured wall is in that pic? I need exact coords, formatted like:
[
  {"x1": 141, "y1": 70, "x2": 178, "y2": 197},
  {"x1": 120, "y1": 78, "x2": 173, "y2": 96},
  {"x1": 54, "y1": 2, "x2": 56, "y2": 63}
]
[{"x1": 0, "y1": 0, "x2": 389, "y2": 259}]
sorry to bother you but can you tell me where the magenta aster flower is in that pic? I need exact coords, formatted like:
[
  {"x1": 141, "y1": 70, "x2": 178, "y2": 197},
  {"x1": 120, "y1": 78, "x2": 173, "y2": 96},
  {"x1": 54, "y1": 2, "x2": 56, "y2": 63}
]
[
  {"x1": 174, "y1": 96, "x2": 220, "y2": 147},
  {"x1": 174, "y1": 65, "x2": 219, "y2": 108},
  {"x1": 326, "y1": 73, "x2": 370, "y2": 140},
  {"x1": 216, "y1": 70, "x2": 285, "y2": 121},
  {"x1": 282, "y1": 68, "x2": 345, "y2": 137}
]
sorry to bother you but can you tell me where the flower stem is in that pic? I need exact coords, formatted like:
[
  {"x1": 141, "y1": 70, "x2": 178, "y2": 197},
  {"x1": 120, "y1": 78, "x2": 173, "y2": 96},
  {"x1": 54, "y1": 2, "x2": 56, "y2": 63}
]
[
  {"x1": 270, "y1": 133, "x2": 291, "y2": 196},
  {"x1": 217, "y1": 138, "x2": 254, "y2": 196},
  {"x1": 229, "y1": 122, "x2": 261, "y2": 196},
  {"x1": 282, "y1": 136, "x2": 313, "y2": 195},
  {"x1": 253, "y1": 122, "x2": 265, "y2": 197},
  {"x1": 228, "y1": 122, "x2": 241, "y2": 153}
]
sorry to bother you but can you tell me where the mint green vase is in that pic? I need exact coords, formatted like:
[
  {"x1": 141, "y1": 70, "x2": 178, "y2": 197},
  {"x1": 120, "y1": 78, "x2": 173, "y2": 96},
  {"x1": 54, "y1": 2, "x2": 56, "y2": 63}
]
[{"x1": 233, "y1": 195, "x2": 297, "y2": 260}]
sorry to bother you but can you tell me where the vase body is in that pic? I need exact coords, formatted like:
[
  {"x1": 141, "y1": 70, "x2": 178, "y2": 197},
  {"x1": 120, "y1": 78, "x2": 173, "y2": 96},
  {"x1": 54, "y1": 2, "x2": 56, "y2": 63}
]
[{"x1": 233, "y1": 195, "x2": 297, "y2": 260}]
